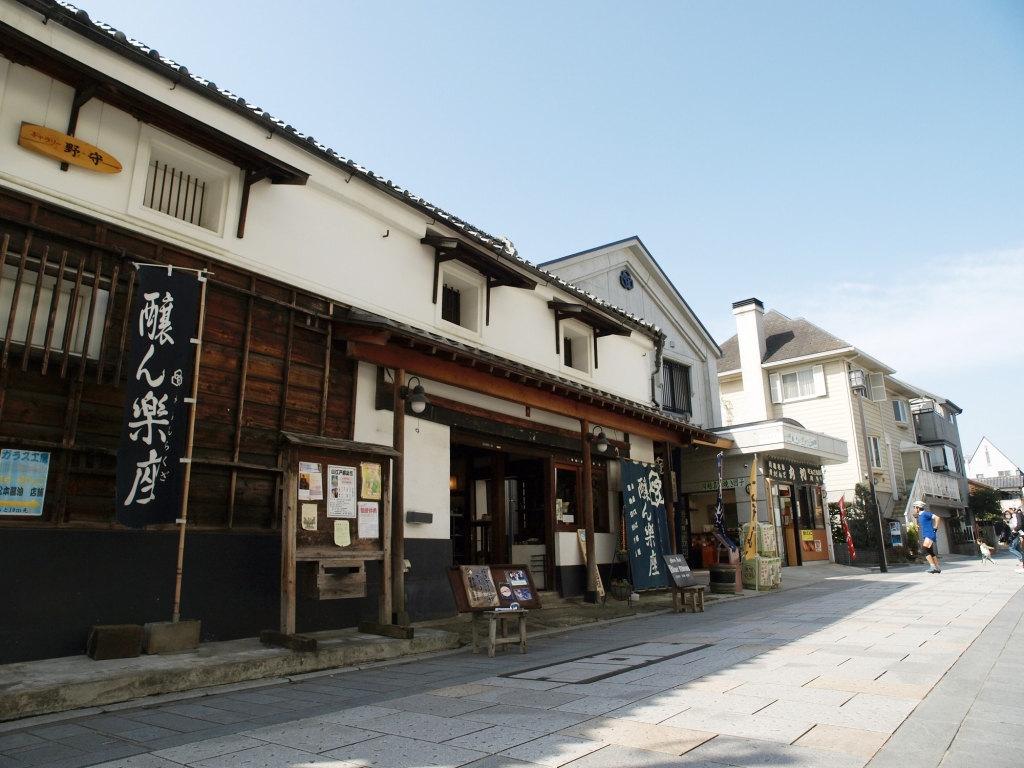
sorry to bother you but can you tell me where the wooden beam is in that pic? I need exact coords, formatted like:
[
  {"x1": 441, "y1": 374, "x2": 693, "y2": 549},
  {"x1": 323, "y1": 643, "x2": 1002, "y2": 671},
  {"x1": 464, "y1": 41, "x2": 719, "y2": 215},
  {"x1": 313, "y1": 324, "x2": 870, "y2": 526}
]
[
  {"x1": 347, "y1": 340, "x2": 693, "y2": 445},
  {"x1": 392, "y1": 368, "x2": 406, "y2": 625},
  {"x1": 581, "y1": 419, "x2": 598, "y2": 603},
  {"x1": 491, "y1": 452, "x2": 506, "y2": 564}
]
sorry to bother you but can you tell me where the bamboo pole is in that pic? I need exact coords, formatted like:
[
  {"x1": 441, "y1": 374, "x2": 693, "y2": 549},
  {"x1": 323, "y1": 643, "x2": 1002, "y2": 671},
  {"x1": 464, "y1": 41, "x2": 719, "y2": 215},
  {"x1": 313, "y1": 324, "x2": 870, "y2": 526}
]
[{"x1": 172, "y1": 271, "x2": 209, "y2": 622}]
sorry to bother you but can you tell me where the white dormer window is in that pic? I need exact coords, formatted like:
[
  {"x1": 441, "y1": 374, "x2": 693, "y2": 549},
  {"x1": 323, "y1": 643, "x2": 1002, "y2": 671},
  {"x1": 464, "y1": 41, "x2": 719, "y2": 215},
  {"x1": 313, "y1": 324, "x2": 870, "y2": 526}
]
[
  {"x1": 435, "y1": 262, "x2": 484, "y2": 336},
  {"x1": 561, "y1": 320, "x2": 593, "y2": 375},
  {"x1": 769, "y1": 365, "x2": 825, "y2": 403}
]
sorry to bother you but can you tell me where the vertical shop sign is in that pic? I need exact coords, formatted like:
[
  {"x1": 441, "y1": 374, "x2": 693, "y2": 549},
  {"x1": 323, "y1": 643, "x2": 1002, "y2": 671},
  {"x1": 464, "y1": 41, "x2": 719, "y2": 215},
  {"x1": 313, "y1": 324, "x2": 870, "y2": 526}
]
[
  {"x1": 621, "y1": 459, "x2": 671, "y2": 591},
  {"x1": 116, "y1": 267, "x2": 201, "y2": 527}
]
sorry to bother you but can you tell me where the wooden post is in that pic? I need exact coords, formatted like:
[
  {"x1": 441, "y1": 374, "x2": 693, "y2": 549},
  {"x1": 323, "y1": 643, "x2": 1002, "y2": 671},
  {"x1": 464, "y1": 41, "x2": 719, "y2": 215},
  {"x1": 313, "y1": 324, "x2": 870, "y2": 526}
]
[
  {"x1": 391, "y1": 368, "x2": 407, "y2": 625},
  {"x1": 543, "y1": 457, "x2": 555, "y2": 590},
  {"x1": 663, "y1": 442, "x2": 678, "y2": 554},
  {"x1": 172, "y1": 271, "x2": 209, "y2": 622},
  {"x1": 491, "y1": 453, "x2": 506, "y2": 564},
  {"x1": 379, "y1": 485, "x2": 393, "y2": 625},
  {"x1": 581, "y1": 419, "x2": 598, "y2": 603},
  {"x1": 280, "y1": 445, "x2": 298, "y2": 634}
]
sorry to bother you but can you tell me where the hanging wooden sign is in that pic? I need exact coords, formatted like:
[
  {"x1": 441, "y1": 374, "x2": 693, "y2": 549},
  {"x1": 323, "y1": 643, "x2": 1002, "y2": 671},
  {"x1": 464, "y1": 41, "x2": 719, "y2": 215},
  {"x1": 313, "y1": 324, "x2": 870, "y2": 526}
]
[{"x1": 18, "y1": 123, "x2": 122, "y2": 173}]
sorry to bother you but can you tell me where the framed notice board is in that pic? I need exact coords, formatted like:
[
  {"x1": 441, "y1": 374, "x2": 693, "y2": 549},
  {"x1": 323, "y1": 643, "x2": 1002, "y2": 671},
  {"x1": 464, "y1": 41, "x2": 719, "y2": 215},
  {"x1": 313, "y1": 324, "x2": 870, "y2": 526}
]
[
  {"x1": 446, "y1": 564, "x2": 542, "y2": 612},
  {"x1": 279, "y1": 432, "x2": 399, "y2": 635}
]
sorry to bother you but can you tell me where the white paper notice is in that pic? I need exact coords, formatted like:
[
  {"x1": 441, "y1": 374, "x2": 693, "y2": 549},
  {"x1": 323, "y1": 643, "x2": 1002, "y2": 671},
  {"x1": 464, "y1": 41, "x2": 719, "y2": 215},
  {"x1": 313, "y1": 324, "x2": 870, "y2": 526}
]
[
  {"x1": 298, "y1": 462, "x2": 323, "y2": 501},
  {"x1": 327, "y1": 465, "x2": 357, "y2": 519},
  {"x1": 300, "y1": 503, "x2": 318, "y2": 531},
  {"x1": 334, "y1": 520, "x2": 351, "y2": 547},
  {"x1": 358, "y1": 501, "x2": 379, "y2": 539}
]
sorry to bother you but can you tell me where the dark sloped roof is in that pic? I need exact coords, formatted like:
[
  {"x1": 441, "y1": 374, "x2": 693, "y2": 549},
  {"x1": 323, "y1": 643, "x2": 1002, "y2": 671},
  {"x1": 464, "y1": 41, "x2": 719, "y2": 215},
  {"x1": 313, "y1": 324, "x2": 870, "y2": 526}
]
[
  {"x1": 21, "y1": 1, "x2": 663, "y2": 340},
  {"x1": 719, "y1": 311, "x2": 851, "y2": 372}
]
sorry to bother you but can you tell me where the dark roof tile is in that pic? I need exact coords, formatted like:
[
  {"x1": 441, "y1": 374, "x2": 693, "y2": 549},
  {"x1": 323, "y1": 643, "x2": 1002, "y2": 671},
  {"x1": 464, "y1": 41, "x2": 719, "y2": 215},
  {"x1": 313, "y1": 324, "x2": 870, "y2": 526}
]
[{"x1": 719, "y1": 311, "x2": 851, "y2": 372}]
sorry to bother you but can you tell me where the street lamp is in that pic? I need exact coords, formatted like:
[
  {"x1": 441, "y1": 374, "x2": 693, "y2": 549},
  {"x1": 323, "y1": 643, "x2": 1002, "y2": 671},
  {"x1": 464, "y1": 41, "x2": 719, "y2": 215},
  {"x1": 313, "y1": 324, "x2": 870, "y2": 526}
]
[
  {"x1": 399, "y1": 377, "x2": 429, "y2": 414},
  {"x1": 849, "y1": 367, "x2": 888, "y2": 573}
]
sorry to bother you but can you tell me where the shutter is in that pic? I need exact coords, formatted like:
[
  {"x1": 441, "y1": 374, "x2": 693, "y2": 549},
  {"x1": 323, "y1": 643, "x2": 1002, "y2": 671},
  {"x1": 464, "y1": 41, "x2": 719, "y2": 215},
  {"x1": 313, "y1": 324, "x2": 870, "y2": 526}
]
[
  {"x1": 812, "y1": 365, "x2": 826, "y2": 397},
  {"x1": 769, "y1": 373, "x2": 782, "y2": 403},
  {"x1": 868, "y1": 373, "x2": 887, "y2": 402}
]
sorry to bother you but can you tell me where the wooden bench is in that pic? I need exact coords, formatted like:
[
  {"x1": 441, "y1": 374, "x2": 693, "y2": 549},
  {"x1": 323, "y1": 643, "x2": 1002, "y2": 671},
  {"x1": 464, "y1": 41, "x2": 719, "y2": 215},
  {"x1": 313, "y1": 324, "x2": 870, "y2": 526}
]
[
  {"x1": 671, "y1": 584, "x2": 706, "y2": 614},
  {"x1": 472, "y1": 609, "x2": 528, "y2": 657}
]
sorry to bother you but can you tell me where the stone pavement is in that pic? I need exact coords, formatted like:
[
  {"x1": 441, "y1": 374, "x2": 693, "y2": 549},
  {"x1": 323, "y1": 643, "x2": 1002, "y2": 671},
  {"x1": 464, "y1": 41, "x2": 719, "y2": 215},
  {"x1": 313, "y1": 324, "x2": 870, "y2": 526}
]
[{"x1": 1, "y1": 555, "x2": 1020, "y2": 768}]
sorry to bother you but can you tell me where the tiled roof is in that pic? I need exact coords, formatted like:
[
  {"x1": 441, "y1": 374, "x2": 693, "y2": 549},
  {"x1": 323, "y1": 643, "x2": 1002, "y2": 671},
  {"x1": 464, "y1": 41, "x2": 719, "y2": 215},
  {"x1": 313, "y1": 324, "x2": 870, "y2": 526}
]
[
  {"x1": 719, "y1": 310, "x2": 851, "y2": 372},
  {"x1": 26, "y1": 1, "x2": 663, "y2": 338}
]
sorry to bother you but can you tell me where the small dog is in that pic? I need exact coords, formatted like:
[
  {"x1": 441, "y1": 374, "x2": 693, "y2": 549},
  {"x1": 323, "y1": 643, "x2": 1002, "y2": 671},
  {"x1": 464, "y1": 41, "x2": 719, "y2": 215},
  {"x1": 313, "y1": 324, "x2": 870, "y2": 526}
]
[{"x1": 979, "y1": 542, "x2": 995, "y2": 564}]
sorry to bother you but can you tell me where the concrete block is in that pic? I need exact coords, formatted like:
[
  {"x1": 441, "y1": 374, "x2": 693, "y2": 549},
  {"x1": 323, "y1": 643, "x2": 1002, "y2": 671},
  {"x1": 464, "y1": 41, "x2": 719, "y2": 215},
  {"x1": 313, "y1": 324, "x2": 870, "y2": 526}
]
[
  {"x1": 143, "y1": 620, "x2": 200, "y2": 654},
  {"x1": 88, "y1": 625, "x2": 143, "y2": 660}
]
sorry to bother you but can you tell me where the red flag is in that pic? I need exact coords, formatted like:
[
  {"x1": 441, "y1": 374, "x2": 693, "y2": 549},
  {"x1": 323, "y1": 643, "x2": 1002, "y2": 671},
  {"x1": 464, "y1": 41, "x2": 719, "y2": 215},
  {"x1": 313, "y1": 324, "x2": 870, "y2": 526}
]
[{"x1": 839, "y1": 495, "x2": 855, "y2": 561}]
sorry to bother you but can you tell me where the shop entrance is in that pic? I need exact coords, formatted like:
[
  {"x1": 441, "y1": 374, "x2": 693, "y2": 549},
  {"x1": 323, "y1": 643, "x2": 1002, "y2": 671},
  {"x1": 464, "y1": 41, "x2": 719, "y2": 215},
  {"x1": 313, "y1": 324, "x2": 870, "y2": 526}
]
[
  {"x1": 773, "y1": 483, "x2": 800, "y2": 567},
  {"x1": 449, "y1": 442, "x2": 550, "y2": 590}
]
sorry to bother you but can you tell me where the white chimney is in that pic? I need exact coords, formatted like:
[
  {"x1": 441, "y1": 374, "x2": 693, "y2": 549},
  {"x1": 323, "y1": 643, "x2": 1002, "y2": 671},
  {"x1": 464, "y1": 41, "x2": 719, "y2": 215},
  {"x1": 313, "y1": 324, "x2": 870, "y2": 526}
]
[{"x1": 732, "y1": 298, "x2": 771, "y2": 423}]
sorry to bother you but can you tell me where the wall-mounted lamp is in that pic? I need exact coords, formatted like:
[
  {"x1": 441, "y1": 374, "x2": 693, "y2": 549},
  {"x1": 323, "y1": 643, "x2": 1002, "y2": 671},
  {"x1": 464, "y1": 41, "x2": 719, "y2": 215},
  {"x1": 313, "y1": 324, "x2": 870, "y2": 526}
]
[
  {"x1": 449, "y1": 475, "x2": 458, "y2": 491},
  {"x1": 400, "y1": 376, "x2": 430, "y2": 414},
  {"x1": 848, "y1": 368, "x2": 867, "y2": 395},
  {"x1": 587, "y1": 425, "x2": 609, "y2": 453}
]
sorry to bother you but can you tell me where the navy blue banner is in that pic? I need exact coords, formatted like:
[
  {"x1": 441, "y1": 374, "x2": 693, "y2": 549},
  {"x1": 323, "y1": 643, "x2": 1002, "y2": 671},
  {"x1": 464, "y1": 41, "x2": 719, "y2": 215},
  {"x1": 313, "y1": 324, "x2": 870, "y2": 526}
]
[
  {"x1": 116, "y1": 267, "x2": 201, "y2": 528},
  {"x1": 621, "y1": 459, "x2": 672, "y2": 591}
]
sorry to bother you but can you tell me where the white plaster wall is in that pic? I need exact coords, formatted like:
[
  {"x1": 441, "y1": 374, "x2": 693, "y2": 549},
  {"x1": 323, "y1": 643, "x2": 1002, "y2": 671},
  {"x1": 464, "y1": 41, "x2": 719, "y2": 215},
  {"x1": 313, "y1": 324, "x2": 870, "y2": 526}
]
[
  {"x1": 403, "y1": 418, "x2": 450, "y2": 540},
  {"x1": 352, "y1": 362, "x2": 393, "y2": 447},
  {"x1": 629, "y1": 435, "x2": 655, "y2": 465},
  {"x1": 0, "y1": 9, "x2": 657, "y2": 407}
]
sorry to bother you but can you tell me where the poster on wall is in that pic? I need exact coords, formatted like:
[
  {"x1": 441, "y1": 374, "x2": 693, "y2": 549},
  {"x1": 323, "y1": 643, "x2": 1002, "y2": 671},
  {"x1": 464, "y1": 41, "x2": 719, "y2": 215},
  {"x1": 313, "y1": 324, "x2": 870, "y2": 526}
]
[
  {"x1": 327, "y1": 465, "x2": 357, "y2": 518},
  {"x1": 358, "y1": 501, "x2": 379, "y2": 539},
  {"x1": 0, "y1": 449, "x2": 50, "y2": 516},
  {"x1": 115, "y1": 267, "x2": 201, "y2": 528},
  {"x1": 620, "y1": 459, "x2": 672, "y2": 591},
  {"x1": 298, "y1": 462, "x2": 323, "y2": 501},
  {"x1": 360, "y1": 462, "x2": 382, "y2": 500}
]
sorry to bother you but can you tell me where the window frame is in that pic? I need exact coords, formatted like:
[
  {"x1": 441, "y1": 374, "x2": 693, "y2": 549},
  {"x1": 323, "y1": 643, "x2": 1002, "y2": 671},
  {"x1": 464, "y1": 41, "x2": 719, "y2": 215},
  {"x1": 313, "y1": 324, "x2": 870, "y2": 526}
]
[
  {"x1": 435, "y1": 261, "x2": 485, "y2": 338},
  {"x1": 892, "y1": 400, "x2": 909, "y2": 424},
  {"x1": 868, "y1": 435, "x2": 883, "y2": 469},
  {"x1": 662, "y1": 360, "x2": 692, "y2": 415},
  {"x1": 769, "y1": 364, "x2": 826, "y2": 404},
  {"x1": 560, "y1": 319, "x2": 593, "y2": 376}
]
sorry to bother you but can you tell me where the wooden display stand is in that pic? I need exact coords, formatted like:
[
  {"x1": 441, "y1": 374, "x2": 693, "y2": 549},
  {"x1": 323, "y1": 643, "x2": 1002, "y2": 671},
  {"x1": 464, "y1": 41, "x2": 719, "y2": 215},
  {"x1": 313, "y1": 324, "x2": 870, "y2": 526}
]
[
  {"x1": 446, "y1": 564, "x2": 542, "y2": 657},
  {"x1": 275, "y1": 432, "x2": 400, "y2": 642}
]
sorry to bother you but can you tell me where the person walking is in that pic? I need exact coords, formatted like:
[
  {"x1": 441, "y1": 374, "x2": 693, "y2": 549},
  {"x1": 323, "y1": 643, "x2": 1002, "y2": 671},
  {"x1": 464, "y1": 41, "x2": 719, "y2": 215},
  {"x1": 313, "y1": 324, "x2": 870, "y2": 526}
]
[
  {"x1": 1009, "y1": 507, "x2": 1024, "y2": 573},
  {"x1": 915, "y1": 500, "x2": 941, "y2": 574}
]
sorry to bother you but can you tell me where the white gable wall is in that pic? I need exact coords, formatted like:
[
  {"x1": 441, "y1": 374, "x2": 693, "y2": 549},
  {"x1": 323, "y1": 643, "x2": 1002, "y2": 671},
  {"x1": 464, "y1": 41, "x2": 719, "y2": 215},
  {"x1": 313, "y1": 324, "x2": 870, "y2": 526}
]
[
  {"x1": 967, "y1": 438, "x2": 1021, "y2": 478},
  {"x1": 543, "y1": 243, "x2": 721, "y2": 430}
]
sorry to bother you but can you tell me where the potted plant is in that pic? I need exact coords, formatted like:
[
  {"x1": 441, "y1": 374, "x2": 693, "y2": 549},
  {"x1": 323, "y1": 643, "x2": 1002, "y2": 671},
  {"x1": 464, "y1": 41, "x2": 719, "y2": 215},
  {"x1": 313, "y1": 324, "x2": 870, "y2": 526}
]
[
  {"x1": 609, "y1": 578, "x2": 632, "y2": 601},
  {"x1": 614, "y1": 548, "x2": 629, "y2": 563}
]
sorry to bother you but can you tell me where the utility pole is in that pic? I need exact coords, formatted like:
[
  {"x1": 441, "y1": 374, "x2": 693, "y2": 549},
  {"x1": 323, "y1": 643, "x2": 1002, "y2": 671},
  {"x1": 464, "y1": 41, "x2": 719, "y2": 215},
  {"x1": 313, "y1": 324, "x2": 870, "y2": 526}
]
[{"x1": 849, "y1": 368, "x2": 888, "y2": 573}]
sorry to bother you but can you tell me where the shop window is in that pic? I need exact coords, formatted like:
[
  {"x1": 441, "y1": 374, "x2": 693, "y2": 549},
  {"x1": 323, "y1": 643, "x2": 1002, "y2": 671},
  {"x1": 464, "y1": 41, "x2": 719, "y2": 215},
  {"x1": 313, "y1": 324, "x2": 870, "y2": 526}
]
[
  {"x1": 555, "y1": 463, "x2": 608, "y2": 532},
  {"x1": 663, "y1": 360, "x2": 692, "y2": 414},
  {"x1": 769, "y1": 364, "x2": 825, "y2": 403}
]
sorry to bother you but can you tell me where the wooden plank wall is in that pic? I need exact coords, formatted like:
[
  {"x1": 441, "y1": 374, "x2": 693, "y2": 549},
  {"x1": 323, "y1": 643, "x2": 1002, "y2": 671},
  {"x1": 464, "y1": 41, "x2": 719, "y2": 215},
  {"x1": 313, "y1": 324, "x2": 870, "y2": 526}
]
[{"x1": 0, "y1": 187, "x2": 355, "y2": 531}]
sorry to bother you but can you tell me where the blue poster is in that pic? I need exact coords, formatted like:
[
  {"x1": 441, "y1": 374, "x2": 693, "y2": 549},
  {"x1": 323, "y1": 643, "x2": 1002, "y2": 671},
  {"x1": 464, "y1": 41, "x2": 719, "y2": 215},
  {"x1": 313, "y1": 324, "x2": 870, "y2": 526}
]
[
  {"x1": 0, "y1": 449, "x2": 50, "y2": 516},
  {"x1": 621, "y1": 459, "x2": 672, "y2": 591}
]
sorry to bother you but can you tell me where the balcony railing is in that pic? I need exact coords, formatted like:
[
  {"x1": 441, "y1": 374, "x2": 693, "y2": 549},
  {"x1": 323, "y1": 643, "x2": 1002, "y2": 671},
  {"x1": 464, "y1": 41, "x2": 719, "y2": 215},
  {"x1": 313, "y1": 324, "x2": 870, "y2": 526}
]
[{"x1": 904, "y1": 468, "x2": 962, "y2": 521}]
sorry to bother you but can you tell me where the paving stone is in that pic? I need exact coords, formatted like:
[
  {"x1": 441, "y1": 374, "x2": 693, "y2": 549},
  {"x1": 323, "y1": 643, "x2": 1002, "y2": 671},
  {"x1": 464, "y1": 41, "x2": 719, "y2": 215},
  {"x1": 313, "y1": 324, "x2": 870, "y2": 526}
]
[
  {"x1": 431, "y1": 684, "x2": 501, "y2": 699},
  {"x1": 805, "y1": 676, "x2": 931, "y2": 699},
  {"x1": 466, "y1": 689, "x2": 585, "y2": 710},
  {"x1": 4, "y1": 741, "x2": 84, "y2": 766},
  {"x1": 660, "y1": 707, "x2": 814, "y2": 745},
  {"x1": 55, "y1": 731, "x2": 132, "y2": 752},
  {"x1": 685, "y1": 733, "x2": 868, "y2": 767},
  {"x1": 602, "y1": 698, "x2": 691, "y2": 724},
  {"x1": 500, "y1": 733, "x2": 603, "y2": 766},
  {"x1": 241, "y1": 720, "x2": 378, "y2": 752},
  {"x1": 674, "y1": 679, "x2": 744, "y2": 694},
  {"x1": 90, "y1": 756, "x2": 182, "y2": 768},
  {"x1": 389, "y1": 693, "x2": 498, "y2": 717},
  {"x1": 313, "y1": 705, "x2": 402, "y2": 724},
  {"x1": 25, "y1": 723, "x2": 93, "y2": 740},
  {"x1": 558, "y1": 743, "x2": 726, "y2": 767},
  {"x1": 792, "y1": 723, "x2": 887, "y2": 758},
  {"x1": 654, "y1": 690, "x2": 776, "y2": 715},
  {"x1": 462, "y1": 756, "x2": 537, "y2": 768},
  {"x1": 0, "y1": 733, "x2": 44, "y2": 752},
  {"x1": 359, "y1": 710, "x2": 490, "y2": 743},
  {"x1": 116, "y1": 725, "x2": 182, "y2": 744},
  {"x1": 725, "y1": 682, "x2": 853, "y2": 706},
  {"x1": 559, "y1": 716, "x2": 715, "y2": 755},
  {"x1": 152, "y1": 734, "x2": 266, "y2": 763},
  {"x1": 444, "y1": 725, "x2": 546, "y2": 753},
  {"x1": 322, "y1": 734, "x2": 486, "y2": 767},
  {"x1": 191, "y1": 742, "x2": 346, "y2": 767},
  {"x1": 459, "y1": 705, "x2": 590, "y2": 734}
]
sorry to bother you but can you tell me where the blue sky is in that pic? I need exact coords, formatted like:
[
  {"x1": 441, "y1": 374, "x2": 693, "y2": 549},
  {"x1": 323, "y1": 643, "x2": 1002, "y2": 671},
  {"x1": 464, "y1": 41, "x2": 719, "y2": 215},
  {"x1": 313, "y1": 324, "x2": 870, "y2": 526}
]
[{"x1": 76, "y1": 0, "x2": 1024, "y2": 468}]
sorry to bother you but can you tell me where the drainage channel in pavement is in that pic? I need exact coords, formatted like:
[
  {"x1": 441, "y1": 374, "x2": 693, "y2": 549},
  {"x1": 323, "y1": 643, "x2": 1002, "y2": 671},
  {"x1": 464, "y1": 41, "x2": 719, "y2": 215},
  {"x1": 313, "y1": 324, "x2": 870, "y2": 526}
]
[{"x1": 500, "y1": 641, "x2": 712, "y2": 684}]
